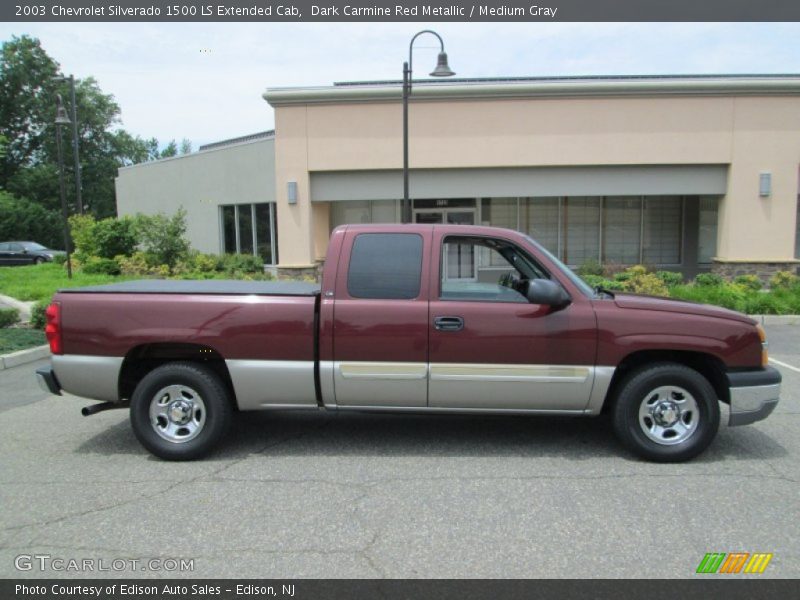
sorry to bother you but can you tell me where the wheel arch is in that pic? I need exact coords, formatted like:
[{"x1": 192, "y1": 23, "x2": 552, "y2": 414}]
[
  {"x1": 118, "y1": 342, "x2": 238, "y2": 409},
  {"x1": 602, "y1": 349, "x2": 729, "y2": 414}
]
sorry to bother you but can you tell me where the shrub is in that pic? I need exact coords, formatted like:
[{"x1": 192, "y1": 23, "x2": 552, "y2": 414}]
[
  {"x1": 31, "y1": 301, "x2": 49, "y2": 330},
  {"x1": 218, "y1": 253, "x2": 265, "y2": 275},
  {"x1": 82, "y1": 256, "x2": 121, "y2": 276},
  {"x1": 0, "y1": 307, "x2": 20, "y2": 328},
  {"x1": 117, "y1": 252, "x2": 169, "y2": 277},
  {"x1": 694, "y1": 272, "x2": 724, "y2": 287},
  {"x1": 52, "y1": 253, "x2": 67, "y2": 265},
  {"x1": 655, "y1": 271, "x2": 683, "y2": 286},
  {"x1": 625, "y1": 272, "x2": 669, "y2": 296},
  {"x1": 580, "y1": 275, "x2": 624, "y2": 291},
  {"x1": 769, "y1": 270, "x2": 799, "y2": 290},
  {"x1": 733, "y1": 274, "x2": 763, "y2": 292},
  {"x1": 577, "y1": 259, "x2": 604, "y2": 277},
  {"x1": 135, "y1": 209, "x2": 190, "y2": 270},
  {"x1": 69, "y1": 214, "x2": 139, "y2": 260}
]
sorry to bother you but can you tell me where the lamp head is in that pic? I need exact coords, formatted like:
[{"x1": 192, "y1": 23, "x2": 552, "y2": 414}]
[
  {"x1": 430, "y1": 52, "x2": 455, "y2": 77},
  {"x1": 55, "y1": 95, "x2": 71, "y2": 125}
]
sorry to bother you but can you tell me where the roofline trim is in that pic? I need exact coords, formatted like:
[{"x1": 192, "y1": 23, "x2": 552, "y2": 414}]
[{"x1": 264, "y1": 77, "x2": 800, "y2": 106}]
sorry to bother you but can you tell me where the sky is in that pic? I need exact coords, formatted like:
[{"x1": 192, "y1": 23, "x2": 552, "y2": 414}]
[{"x1": 1, "y1": 22, "x2": 800, "y2": 148}]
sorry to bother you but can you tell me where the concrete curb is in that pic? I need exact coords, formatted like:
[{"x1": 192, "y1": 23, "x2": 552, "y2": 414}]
[
  {"x1": 748, "y1": 315, "x2": 800, "y2": 325},
  {"x1": 0, "y1": 345, "x2": 50, "y2": 371},
  {"x1": 0, "y1": 293, "x2": 36, "y2": 323}
]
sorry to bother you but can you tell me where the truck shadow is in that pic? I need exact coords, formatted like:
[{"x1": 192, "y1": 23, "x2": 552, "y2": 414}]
[{"x1": 75, "y1": 409, "x2": 787, "y2": 464}]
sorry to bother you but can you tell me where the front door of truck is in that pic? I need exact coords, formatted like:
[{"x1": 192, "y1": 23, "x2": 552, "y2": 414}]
[
  {"x1": 331, "y1": 229, "x2": 431, "y2": 408},
  {"x1": 427, "y1": 231, "x2": 597, "y2": 411}
]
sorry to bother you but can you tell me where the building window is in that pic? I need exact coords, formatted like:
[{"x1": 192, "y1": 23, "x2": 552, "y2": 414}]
[
  {"x1": 603, "y1": 197, "x2": 641, "y2": 264},
  {"x1": 643, "y1": 196, "x2": 683, "y2": 265},
  {"x1": 521, "y1": 197, "x2": 560, "y2": 256},
  {"x1": 220, "y1": 203, "x2": 277, "y2": 264},
  {"x1": 330, "y1": 200, "x2": 400, "y2": 230},
  {"x1": 563, "y1": 197, "x2": 601, "y2": 266},
  {"x1": 698, "y1": 196, "x2": 719, "y2": 264}
]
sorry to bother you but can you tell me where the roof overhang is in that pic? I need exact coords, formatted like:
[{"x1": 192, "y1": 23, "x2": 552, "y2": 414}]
[{"x1": 264, "y1": 76, "x2": 800, "y2": 107}]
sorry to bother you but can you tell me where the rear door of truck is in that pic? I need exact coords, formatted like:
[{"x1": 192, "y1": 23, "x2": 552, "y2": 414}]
[{"x1": 328, "y1": 226, "x2": 432, "y2": 408}]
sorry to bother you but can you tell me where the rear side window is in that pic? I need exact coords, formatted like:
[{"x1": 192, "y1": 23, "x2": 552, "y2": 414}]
[{"x1": 347, "y1": 233, "x2": 423, "y2": 299}]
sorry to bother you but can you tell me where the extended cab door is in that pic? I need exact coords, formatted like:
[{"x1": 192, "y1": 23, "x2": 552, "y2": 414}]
[
  {"x1": 427, "y1": 229, "x2": 598, "y2": 412},
  {"x1": 330, "y1": 227, "x2": 431, "y2": 407}
]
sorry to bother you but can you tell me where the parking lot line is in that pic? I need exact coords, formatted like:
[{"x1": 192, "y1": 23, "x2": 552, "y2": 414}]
[{"x1": 769, "y1": 357, "x2": 800, "y2": 374}]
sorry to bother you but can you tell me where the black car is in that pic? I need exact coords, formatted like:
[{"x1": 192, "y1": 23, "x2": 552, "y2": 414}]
[{"x1": 0, "y1": 241, "x2": 65, "y2": 265}]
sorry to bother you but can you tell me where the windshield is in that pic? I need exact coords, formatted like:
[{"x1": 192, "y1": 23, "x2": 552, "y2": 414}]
[
  {"x1": 21, "y1": 242, "x2": 47, "y2": 251},
  {"x1": 524, "y1": 236, "x2": 595, "y2": 298}
]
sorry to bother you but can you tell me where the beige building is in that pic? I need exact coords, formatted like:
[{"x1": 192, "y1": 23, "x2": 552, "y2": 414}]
[{"x1": 116, "y1": 74, "x2": 800, "y2": 281}]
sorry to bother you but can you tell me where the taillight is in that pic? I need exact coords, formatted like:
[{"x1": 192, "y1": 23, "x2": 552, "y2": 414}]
[{"x1": 45, "y1": 302, "x2": 62, "y2": 355}]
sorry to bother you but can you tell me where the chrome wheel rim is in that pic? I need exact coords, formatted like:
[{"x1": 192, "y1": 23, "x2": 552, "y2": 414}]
[
  {"x1": 638, "y1": 385, "x2": 699, "y2": 445},
  {"x1": 149, "y1": 385, "x2": 206, "y2": 444}
]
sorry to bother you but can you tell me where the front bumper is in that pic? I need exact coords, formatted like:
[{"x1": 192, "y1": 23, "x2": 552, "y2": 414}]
[
  {"x1": 35, "y1": 366, "x2": 62, "y2": 396},
  {"x1": 727, "y1": 366, "x2": 781, "y2": 426}
]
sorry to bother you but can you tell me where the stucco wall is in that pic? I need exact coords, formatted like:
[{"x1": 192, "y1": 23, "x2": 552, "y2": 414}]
[{"x1": 115, "y1": 138, "x2": 275, "y2": 255}]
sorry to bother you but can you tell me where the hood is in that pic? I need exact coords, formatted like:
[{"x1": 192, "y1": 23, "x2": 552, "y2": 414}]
[{"x1": 612, "y1": 293, "x2": 756, "y2": 325}]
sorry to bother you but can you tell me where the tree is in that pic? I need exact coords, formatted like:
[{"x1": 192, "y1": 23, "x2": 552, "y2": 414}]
[
  {"x1": 0, "y1": 192, "x2": 62, "y2": 248},
  {"x1": 0, "y1": 35, "x2": 181, "y2": 219}
]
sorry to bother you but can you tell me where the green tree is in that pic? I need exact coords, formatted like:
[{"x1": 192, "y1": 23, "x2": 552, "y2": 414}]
[
  {"x1": 0, "y1": 192, "x2": 62, "y2": 248},
  {"x1": 0, "y1": 35, "x2": 169, "y2": 219}
]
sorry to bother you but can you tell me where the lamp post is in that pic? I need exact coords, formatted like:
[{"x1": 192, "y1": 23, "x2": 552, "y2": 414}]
[
  {"x1": 52, "y1": 75, "x2": 83, "y2": 214},
  {"x1": 55, "y1": 95, "x2": 73, "y2": 279},
  {"x1": 402, "y1": 30, "x2": 455, "y2": 224}
]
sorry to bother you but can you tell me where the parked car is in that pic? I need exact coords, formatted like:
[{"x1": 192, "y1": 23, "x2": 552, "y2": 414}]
[
  {"x1": 36, "y1": 224, "x2": 780, "y2": 462},
  {"x1": 0, "y1": 241, "x2": 64, "y2": 265}
]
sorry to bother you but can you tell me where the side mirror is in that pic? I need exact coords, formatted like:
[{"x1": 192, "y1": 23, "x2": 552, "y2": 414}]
[{"x1": 525, "y1": 279, "x2": 570, "y2": 308}]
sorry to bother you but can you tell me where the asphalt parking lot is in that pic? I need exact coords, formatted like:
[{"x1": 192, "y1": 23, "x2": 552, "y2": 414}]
[{"x1": 1, "y1": 325, "x2": 798, "y2": 579}]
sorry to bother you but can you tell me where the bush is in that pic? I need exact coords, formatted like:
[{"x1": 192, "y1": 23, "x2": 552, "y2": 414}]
[
  {"x1": 218, "y1": 253, "x2": 265, "y2": 275},
  {"x1": 135, "y1": 209, "x2": 190, "y2": 270},
  {"x1": 117, "y1": 252, "x2": 170, "y2": 277},
  {"x1": 31, "y1": 300, "x2": 49, "y2": 330},
  {"x1": 82, "y1": 256, "x2": 121, "y2": 276},
  {"x1": 52, "y1": 253, "x2": 67, "y2": 265},
  {"x1": 577, "y1": 259, "x2": 604, "y2": 277},
  {"x1": 694, "y1": 272, "x2": 724, "y2": 287},
  {"x1": 580, "y1": 274, "x2": 624, "y2": 291},
  {"x1": 733, "y1": 274, "x2": 763, "y2": 292},
  {"x1": 0, "y1": 307, "x2": 20, "y2": 328},
  {"x1": 655, "y1": 271, "x2": 683, "y2": 286},
  {"x1": 626, "y1": 272, "x2": 669, "y2": 296},
  {"x1": 69, "y1": 214, "x2": 139, "y2": 261},
  {"x1": 769, "y1": 271, "x2": 799, "y2": 290}
]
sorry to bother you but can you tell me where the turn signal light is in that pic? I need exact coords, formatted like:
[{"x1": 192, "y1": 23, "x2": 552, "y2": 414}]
[
  {"x1": 757, "y1": 324, "x2": 768, "y2": 367},
  {"x1": 45, "y1": 302, "x2": 62, "y2": 355}
]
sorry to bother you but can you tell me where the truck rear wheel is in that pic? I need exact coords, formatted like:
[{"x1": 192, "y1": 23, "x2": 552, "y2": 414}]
[
  {"x1": 611, "y1": 362, "x2": 720, "y2": 462},
  {"x1": 129, "y1": 362, "x2": 232, "y2": 460}
]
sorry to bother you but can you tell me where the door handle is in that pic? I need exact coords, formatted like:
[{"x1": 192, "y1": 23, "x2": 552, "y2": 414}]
[{"x1": 434, "y1": 316, "x2": 464, "y2": 331}]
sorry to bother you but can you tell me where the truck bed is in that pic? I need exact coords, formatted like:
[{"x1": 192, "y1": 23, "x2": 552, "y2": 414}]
[{"x1": 59, "y1": 279, "x2": 320, "y2": 296}]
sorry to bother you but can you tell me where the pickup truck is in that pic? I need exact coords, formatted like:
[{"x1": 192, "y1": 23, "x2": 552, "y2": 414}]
[{"x1": 36, "y1": 224, "x2": 781, "y2": 462}]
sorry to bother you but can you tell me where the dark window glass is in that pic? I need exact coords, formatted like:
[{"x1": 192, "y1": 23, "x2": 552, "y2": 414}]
[
  {"x1": 222, "y1": 206, "x2": 236, "y2": 253},
  {"x1": 238, "y1": 205, "x2": 253, "y2": 254},
  {"x1": 255, "y1": 203, "x2": 273, "y2": 264},
  {"x1": 347, "y1": 233, "x2": 423, "y2": 299}
]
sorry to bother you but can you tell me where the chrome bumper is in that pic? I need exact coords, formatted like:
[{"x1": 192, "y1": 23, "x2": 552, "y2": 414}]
[{"x1": 727, "y1": 366, "x2": 781, "y2": 427}]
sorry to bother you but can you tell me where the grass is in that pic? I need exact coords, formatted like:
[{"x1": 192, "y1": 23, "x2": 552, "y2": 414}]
[
  {"x1": 0, "y1": 263, "x2": 140, "y2": 303},
  {"x1": 0, "y1": 328, "x2": 46, "y2": 354}
]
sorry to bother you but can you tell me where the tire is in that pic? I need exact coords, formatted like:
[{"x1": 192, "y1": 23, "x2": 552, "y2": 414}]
[
  {"x1": 34, "y1": 257, "x2": 45, "y2": 265},
  {"x1": 130, "y1": 362, "x2": 232, "y2": 460},
  {"x1": 611, "y1": 362, "x2": 720, "y2": 462}
]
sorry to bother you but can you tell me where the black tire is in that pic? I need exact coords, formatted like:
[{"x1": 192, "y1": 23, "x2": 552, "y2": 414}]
[
  {"x1": 611, "y1": 362, "x2": 720, "y2": 462},
  {"x1": 34, "y1": 257, "x2": 45, "y2": 265},
  {"x1": 130, "y1": 362, "x2": 232, "y2": 460}
]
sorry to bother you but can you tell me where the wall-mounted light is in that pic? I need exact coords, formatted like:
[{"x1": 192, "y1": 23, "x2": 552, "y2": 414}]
[
  {"x1": 287, "y1": 181, "x2": 298, "y2": 205},
  {"x1": 759, "y1": 172, "x2": 772, "y2": 197}
]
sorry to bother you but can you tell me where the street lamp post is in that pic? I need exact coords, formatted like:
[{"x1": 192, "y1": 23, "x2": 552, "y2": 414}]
[
  {"x1": 55, "y1": 95, "x2": 73, "y2": 279},
  {"x1": 53, "y1": 75, "x2": 83, "y2": 214},
  {"x1": 402, "y1": 30, "x2": 455, "y2": 224}
]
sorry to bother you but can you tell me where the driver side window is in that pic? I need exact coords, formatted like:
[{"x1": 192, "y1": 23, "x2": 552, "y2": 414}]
[{"x1": 440, "y1": 236, "x2": 530, "y2": 303}]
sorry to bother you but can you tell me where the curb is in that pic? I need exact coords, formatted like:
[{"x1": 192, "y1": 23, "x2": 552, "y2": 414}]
[
  {"x1": 748, "y1": 315, "x2": 800, "y2": 325},
  {"x1": 0, "y1": 345, "x2": 50, "y2": 371}
]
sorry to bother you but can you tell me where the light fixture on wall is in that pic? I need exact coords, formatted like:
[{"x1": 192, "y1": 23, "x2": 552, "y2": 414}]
[
  {"x1": 759, "y1": 172, "x2": 772, "y2": 197},
  {"x1": 287, "y1": 181, "x2": 298, "y2": 205}
]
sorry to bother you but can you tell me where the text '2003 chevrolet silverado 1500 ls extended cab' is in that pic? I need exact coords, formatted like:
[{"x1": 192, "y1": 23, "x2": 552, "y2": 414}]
[{"x1": 36, "y1": 224, "x2": 781, "y2": 462}]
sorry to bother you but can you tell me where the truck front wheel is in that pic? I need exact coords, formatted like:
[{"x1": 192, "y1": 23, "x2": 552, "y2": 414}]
[
  {"x1": 129, "y1": 362, "x2": 232, "y2": 460},
  {"x1": 611, "y1": 363, "x2": 720, "y2": 462}
]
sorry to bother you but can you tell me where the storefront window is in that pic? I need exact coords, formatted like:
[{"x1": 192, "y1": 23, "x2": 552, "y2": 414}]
[
  {"x1": 643, "y1": 196, "x2": 682, "y2": 265},
  {"x1": 698, "y1": 196, "x2": 719, "y2": 264},
  {"x1": 603, "y1": 197, "x2": 642, "y2": 264},
  {"x1": 521, "y1": 197, "x2": 560, "y2": 256},
  {"x1": 220, "y1": 202, "x2": 277, "y2": 264},
  {"x1": 563, "y1": 197, "x2": 601, "y2": 266}
]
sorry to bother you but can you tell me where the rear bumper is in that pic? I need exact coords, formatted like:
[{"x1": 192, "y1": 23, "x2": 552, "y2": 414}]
[
  {"x1": 35, "y1": 366, "x2": 61, "y2": 396},
  {"x1": 727, "y1": 366, "x2": 781, "y2": 426}
]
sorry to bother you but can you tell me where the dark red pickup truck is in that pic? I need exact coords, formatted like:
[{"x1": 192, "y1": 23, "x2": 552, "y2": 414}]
[{"x1": 36, "y1": 224, "x2": 781, "y2": 462}]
